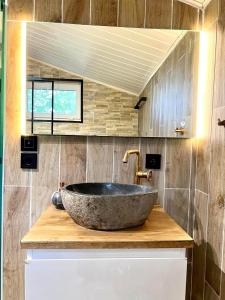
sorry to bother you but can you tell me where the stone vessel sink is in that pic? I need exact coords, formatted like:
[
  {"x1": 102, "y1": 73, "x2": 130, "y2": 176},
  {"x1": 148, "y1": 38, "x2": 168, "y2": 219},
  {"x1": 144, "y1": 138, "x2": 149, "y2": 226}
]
[{"x1": 61, "y1": 183, "x2": 157, "y2": 231}]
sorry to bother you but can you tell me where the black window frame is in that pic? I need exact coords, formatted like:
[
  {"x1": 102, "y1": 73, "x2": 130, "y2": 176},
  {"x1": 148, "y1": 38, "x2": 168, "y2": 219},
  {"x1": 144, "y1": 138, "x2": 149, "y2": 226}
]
[{"x1": 27, "y1": 77, "x2": 83, "y2": 135}]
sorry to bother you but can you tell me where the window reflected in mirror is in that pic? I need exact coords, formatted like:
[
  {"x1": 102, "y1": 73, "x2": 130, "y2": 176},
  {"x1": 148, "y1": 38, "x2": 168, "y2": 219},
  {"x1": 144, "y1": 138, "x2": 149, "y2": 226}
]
[{"x1": 26, "y1": 78, "x2": 83, "y2": 134}]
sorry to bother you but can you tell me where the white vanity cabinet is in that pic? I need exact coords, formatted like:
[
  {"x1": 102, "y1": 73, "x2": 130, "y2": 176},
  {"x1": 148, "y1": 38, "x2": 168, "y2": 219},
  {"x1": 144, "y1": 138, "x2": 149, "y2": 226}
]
[
  {"x1": 21, "y1": 206, "x2": 193, "y2": 300},
  {"x1": 25, "y1": 249, "x2": 187, "y2": 300}
]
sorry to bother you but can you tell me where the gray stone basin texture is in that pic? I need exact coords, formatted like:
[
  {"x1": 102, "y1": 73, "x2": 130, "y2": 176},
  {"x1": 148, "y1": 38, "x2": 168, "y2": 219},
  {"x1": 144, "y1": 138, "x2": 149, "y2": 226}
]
[{"x1": 61, "y1": 183, "x2": 158, "y2": 231}]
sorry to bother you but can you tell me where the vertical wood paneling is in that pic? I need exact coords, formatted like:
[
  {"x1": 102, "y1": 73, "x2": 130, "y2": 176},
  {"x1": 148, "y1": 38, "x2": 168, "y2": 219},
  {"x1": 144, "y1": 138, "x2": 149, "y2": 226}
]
[
  {"x1": 204, "y1": 0, "x2": 219, "y2": 29},
  {"x1": 118, "y1": 0, "x2": 145, "y2": 28},
  {"x1": 139, "y1": 32, "x2": 198, "y2": 139},
  {"x1": 196, "y1": 23, "x2": 216, "y2": 194},
  {"x1": 204, "y1": 282, "x2": 220, "y2": 300},
  {"x1": 213, "y1": 23, "x2": 225, "y2": 109},
  {"x1": 5, "y1": 22, "x2": 31, "y2": 186},
  {"x1": 164, "y1": 188, "x2": 189, "y2": 230},
  {"x1": 7, "y1": 0, "x2": 201, "y2": 30},
  {"x1": 35, "y1": 0, "x2": 62, "y2": 22},
  {"x1": 165, "y1": 139, "x2": 191, "y2": 188},
  {"x1": 192, "y1": 190, "x2": 208, "y2": 300},
  {"x1": 205, "y1": 108, "x2": 225, "y2": 295},
  {"x1": 172, "y1": 0, "x2": 199, "y2": 30},
  {"x1": 113, "y1": 137, "x2": 139, "y2": 184},
  {"x1": 31, "y1": 136, "x2": 60, "y2": 224},
  {"x1": 63, "y1": 0, "x2": 90, "y2": 24},
  {"x1": 91, "y1": 0, "x2": 118, "y2": 26},
  {"x1": 87, "y1": 136, "x2": 114, "y2": 182},
  {"x1": 3, "y1": 186, "x2": 30, "y2": 300},
  {"x1": 145, "y1": 0, "x2": 172, "y2": 29},
  {"x1": 8, "y1": 0, "x2": 34, "y2": 21},
  {"x1": 140, "y1": 138, "x2": 165, "y2": 206},
  {"x1": 60, "y1": 136, "x2": 87, "y2": 185}
]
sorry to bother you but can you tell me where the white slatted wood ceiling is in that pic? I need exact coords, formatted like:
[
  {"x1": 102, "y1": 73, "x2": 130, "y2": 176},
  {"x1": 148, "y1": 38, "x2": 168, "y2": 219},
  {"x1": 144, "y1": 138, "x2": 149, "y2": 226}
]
[
  {"x1": 180, "y1": 0, "x2": 209, "y2": 8},
  {"x1": 27, "y1": 23, "x2": 186, "y2": 95}
]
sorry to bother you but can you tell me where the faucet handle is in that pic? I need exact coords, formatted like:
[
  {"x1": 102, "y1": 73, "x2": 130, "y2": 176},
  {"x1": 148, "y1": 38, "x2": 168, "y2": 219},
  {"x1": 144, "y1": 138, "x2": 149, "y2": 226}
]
[{"x1": 146, "y1": 170, "x2": 153, "y2": 182}]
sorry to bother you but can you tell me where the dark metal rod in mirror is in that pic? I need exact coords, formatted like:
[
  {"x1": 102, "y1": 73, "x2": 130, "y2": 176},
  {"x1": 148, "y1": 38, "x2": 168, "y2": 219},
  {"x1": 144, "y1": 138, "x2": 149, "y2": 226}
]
[{"x1": 134, "y1": 97, "x2": 147, "y2": 109}]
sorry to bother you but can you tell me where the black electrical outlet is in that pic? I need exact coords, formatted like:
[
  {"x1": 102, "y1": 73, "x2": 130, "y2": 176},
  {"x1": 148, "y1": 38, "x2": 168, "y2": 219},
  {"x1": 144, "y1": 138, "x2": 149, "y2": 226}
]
[
  {"x1": 21, "y1": 135, "x2": 38, "y2": 152},
  {"x1": 21, "y1": 153, "x2": 38, "y2": 169},
  {"x1": 145, "y1": 154, "x2": 161, "y2": 170}
]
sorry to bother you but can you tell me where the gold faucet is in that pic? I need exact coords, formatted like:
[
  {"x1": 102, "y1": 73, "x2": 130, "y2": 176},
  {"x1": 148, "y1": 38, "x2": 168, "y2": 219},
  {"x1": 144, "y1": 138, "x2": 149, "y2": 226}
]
[{"x1": 122, "y1": 150, "x2": 152, "y2": 184}]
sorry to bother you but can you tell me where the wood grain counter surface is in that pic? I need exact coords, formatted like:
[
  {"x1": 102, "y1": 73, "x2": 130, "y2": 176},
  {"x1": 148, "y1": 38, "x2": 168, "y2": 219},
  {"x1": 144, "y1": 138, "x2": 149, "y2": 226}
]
[{"x1": 21, "y1": 205, "x2": 193, "y2": 249}]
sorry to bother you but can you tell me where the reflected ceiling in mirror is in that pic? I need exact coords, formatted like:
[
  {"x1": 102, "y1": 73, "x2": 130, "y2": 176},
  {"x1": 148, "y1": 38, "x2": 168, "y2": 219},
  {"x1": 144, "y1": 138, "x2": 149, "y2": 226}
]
[{"x1": 25, "y1": 23, "x2": 196, "y2": 137}]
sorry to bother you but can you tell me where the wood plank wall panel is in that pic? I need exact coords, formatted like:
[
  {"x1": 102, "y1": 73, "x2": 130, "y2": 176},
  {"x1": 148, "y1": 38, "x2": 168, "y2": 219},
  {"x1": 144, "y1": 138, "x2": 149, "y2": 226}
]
[
  {"x1": 165, "y1": 139, "x2": 191, "y2": 189},
  {"x1": 195, "y1": 22, "x2": 217, "y2": 194},
  {"x1": 204, "y1": 0, "x2": 219, "y2": 29},
  {"x1": 4, "y1": 2, "x2": 202, "y2": 300},
  {"x1": 190, "y1": 1, "x2": 225, "y2": 299},
  {"x1": 63, "y1": 0, "x2": 90, "y2": 24},
  {"x1": 118, "y1": 0, "x2": 145, "y2": 28},
  {"x1": 91, "y1": 0, "x2": 118, "y2": 26},
  {"x1": 113, "y1": 137, "x2": 140, "y2": 184},
  {"x1": 213, "y1": 22, "x2": 225, "y2": 109},
  {"x1": 8, "y1": 0, "x2": 34, "y2": 21},
  {"x1": 3, "y1": 187, "x2": 30, "y2": 300},
  {"x1": 205, "y1": 109, "x2": 225, "y2": 295},
  {"x1": 7, "y1": 0, "x2": 201, "y2": 30},
  {"x1": 5, "y1": 22, "x2": 31, "y2": 187},
  {"x1": 31, "y1": 136, "x2": 60, "y2": 224},
  {"x1": 205, "y1": 282, "x2": 220, "y2": 300},
  {"x1": 145, "y1": 0, "x2": 172, "y2": 29},
  {"x1": 60, "y1": 136, "x2": 87, "y2": 185},
  {"x1": 138, "y1": 32, "x2": 199, "y2": 139},
  {"x1": 172, "y1": 0, "x2": 199, "y2": 30},
  {"x1": 35, "y1": 0, "x2": 62, "y2": 22},
  {"x1": 140, "y1": 138, "x2": 165, "y2": 206},
  {"x1": 164, "y1": 189, "x2": 189, "y2": 231},
  {"x1": 87, "y1": 136, "x2": 114, "y2": 182},
  {"x1": 192, "y1": 190, "x2": 208, "y2": 300}
]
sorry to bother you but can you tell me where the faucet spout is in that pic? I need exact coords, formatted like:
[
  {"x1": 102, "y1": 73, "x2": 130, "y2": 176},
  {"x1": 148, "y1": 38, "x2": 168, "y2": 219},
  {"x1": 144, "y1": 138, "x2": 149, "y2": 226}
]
[
  {"x1": 122, "y1": 150, "x2": 152, "y2": 184},
  {"x1": 122, "y1": 149, "x2": 140, "y2": 163}
]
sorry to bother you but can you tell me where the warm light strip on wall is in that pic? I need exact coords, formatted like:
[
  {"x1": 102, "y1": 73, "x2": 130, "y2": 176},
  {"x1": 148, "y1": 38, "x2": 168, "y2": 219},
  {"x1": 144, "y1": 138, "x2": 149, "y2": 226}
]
[
  {"x1": 21, "y1": 21, "x2": 27, "y2": 135},
  {"x1": 196, "y1": 31, "x2": 209, "y2": 139}
]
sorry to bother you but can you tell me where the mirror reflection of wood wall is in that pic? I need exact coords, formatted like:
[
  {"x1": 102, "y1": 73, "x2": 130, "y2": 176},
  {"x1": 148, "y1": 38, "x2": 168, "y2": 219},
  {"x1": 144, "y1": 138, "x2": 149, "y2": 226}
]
[{"x1": 26, "y1": 23, "x2": 199, "y2": 138}]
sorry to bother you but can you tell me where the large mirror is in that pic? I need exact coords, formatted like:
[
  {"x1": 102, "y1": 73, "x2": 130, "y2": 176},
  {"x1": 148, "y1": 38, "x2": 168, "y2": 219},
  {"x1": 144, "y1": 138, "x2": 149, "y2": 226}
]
[{"x1": 25, "y1": 22, "x2": 199, "y2": 138}]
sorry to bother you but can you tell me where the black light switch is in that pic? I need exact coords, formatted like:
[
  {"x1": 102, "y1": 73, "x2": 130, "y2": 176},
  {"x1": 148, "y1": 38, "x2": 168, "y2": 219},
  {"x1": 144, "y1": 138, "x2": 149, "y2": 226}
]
[
  {"x1": 146, "y1": 154, "x2": 161, "y2": 170},
  {"x1": 21, "y1": 153, "x2": 37, "y2": 169},
  {"x1": 21, "y1": 136, "x2": 38, "y2": 152}
]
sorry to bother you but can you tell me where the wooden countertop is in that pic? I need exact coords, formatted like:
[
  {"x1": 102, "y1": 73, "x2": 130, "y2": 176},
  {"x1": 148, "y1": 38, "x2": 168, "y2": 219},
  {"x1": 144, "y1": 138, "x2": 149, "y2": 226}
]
[{"x1": 21, "y1": 205, "x2": 193, "y2": 249}]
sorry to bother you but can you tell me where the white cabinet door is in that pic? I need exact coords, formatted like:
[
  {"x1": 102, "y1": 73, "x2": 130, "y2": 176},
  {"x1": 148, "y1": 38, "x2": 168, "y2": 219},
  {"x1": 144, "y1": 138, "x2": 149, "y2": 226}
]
[{"x1": 25, "y1": 254, "x2": 187, "y2": 300}]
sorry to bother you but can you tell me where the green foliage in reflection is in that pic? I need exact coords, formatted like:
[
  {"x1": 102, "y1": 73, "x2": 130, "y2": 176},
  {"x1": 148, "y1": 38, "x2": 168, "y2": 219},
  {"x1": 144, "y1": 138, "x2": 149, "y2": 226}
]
[{"x1": 27, "y1": 89, "x2": 77, "y2": 115}]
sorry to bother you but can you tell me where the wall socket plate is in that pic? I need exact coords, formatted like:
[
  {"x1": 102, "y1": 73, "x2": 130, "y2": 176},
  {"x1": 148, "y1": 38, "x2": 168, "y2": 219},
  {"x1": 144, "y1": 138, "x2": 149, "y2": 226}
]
[
  {"x1": 21, "y1": 135, "x2": 38, "y2": 152},
  {"x1": 21, "y1": 153, "x2": 38, "y2": 169},
  {"x1": 145, "y1": 154, "x2": 161, "y2": 170}
]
